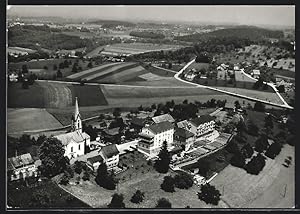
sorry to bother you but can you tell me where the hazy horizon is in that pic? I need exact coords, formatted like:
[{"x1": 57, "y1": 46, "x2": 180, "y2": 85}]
[{"x1": 7, "y1": 5, "x2": 295, "y2": 28}]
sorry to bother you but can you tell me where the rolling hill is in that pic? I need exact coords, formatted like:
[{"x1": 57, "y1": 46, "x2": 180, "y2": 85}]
[{"x1": 175, "y1": 26, "x2": 284, "y2": 42}]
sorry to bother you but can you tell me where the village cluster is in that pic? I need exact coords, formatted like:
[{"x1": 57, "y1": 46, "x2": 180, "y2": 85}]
[{"x1": 7, "y1": 97, "x2": 241, "y2": 186}]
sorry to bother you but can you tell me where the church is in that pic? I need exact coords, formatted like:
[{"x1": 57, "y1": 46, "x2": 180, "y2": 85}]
[{"x1": 55, "y1": 97, "x2": 91, "y2": 160}]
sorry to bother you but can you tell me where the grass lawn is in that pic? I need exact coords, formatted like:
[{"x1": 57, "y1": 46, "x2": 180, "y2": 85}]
[
  {"x1": 7, "y1": 108, "x2": 63, "y2": 134},
  {"x1": 8, "y1": 82, "x2": 45, "y2": 108},
  {"x1": 7, "y1": 179, "x2": 90, "y2": 208},
  {"x1": 210, "y1": 144, "x2": 294, "y2": 208}
]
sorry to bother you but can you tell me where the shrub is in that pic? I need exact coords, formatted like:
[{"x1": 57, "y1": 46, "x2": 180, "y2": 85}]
[
  {"x1": 82, "y1": 171, "x2": 90, "y2": 181},
  {"x1": 198, "y1": 183, "x2": 221, "y2": 205},
  {"x1": 108, "y1": 193, "x2": 125, "y2": 208},
  {"x1": 130, "y1": 190, "x2": 145, "y2": 204},
  {"x1": 161, "y1": 176, "x2": 175, "y2": 192},
  {"x1": 265, "y1": 142, "x2": 282, "y2": 159},
  {"x1": 241, "y1": 144, "x2": 254, "y2": 159},
  {"x1": 244, "y1": 153, "x2": 266, "y2": 175},
  {"x1": 174, "y1": 172, "x2": 193, "y2": 189},
  {"x1": 156, "y1": 198, "x2": 172, "y2": 208}
]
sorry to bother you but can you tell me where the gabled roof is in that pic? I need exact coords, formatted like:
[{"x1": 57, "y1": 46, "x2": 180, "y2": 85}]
[
  {"x1": 131, "y1": 117, "x2": 148, "y2": 127},
  {"x1": 8, "y1": 153, "x2": 34, "y2": 170},
  {"x1": 147, "y1": 121, "x2": 174, "y2": 134},
  {"x1": 190, "y1": 115, "x2": 215, "y2": 127},
  {"x1": 55, "y1": 131, "x2": 90, "y2": 146},
  {"x1": 87, "y1": 155, "x2": 103, "y2": 164},
  {"x1": 101, "y1": 144, "x2": 119, "y2": 159},
  {"x1": 175, "y1": 127, "x2": 194, "y2": 139},
  {"x1": 152, "y1": 114, "x2": 175, "y2": 124}
]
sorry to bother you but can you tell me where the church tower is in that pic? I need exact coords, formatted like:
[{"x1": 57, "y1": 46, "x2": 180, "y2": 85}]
[{"x1": 72, "y1": 97, "x2": 82, "y2": 132}]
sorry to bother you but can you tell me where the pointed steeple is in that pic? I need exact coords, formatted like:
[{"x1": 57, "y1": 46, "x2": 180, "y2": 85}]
[
  {"x1": 75, "y1": 97, "x2": 80, "y2": 119},
  {"x1": 73, "y1": 97, "x2": 82, "y2": 132}
]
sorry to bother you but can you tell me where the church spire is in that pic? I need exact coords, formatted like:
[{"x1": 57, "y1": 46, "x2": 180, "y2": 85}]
[
  {"x1": 75, "y1": 97, "x2": 79, "y2": 119},
  {"x1": 73, "y1": 97, "x2": 82, "y2": 132}
]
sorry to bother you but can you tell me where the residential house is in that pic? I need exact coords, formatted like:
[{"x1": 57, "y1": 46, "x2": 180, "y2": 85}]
[
  {"x1": 138, "y1": 121, "x2": 174, "y2": 157},
  {"x1": 99, "y1": 144, "x2": 120, "y2": 169},
  {"x1": 86, "y1": 144, "x2": 120, "y2": 171},
  {"x1": 252, "y1": 69, "x2": 260, "y2": 79},
  {"x1": 55, "y1": 97, "x2": 90, "y2": 160},
  {"x1": 7, "y1": 153, "x2": 40, "y2": 181}
]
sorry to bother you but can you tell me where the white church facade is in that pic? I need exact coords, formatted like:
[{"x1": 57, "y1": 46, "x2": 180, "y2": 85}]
[{"x1": 55, "y1": 97, "x2": 90, "y2": 160}]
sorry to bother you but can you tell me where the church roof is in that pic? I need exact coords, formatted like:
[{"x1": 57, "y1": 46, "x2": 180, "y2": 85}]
[{"x1": 55, "y1": 131, "x2": 90, "y2": 146}]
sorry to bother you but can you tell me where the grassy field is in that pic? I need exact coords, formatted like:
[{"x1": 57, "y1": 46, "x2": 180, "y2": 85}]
[
  {"x1": 210, "y1": 145, "x2": 294, "y2": 208},
  {"x1": 7, "y1": 108, "x2": 63, "y2": 134},
  {"x1": 7, "y1": 179, "x2": 90, "y2": 208},
  {"x1": 8, "y1": 82, "x2": 45, "y2": 108},
  {"x1": 214, "y1": 86, "x2": 285, "y2": 105}
]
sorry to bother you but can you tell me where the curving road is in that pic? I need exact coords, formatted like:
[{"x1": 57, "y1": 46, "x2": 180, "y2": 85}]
[{"x1": 174, "y1": 59, "x2": 293, "y2": 110}]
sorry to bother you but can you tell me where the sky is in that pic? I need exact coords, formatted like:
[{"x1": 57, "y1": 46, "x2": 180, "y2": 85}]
[{"x1": 7, "y1": 5, "x2": 295, "y2": 27}]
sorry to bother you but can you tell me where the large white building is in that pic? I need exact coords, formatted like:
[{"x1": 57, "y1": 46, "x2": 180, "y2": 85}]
[
  {"x1": 55, "y1": 97, "x2": 90, "y2": 160},
  {"x1": 138, "y1": 121, "x2": 174, "y2": 157}
]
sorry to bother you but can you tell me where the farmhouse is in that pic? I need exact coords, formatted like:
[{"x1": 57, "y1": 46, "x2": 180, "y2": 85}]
[
  {"x1": 7, "y1": 153, "x2": 40, "y2": 181},
  {"x1": 138, "y1": 121, "x2": 174, "y2": 157},
  {"x1": 55, "y1": 98, "x2": 90, "y2": 160}
]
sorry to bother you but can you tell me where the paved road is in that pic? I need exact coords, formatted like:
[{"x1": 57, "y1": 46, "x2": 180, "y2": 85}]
[{"x1": 174, "y1": 59, "x2": 293, "y2": 110}]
